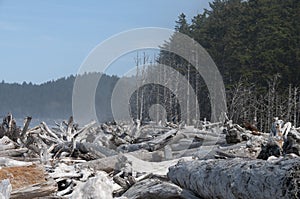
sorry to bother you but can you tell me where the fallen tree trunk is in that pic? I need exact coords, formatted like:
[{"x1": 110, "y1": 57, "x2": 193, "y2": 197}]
[
  {"x1": 122, "y1": 178, "x2": 199, "y2": 199},
  {"x1": 80, "y1": 153, "x2": 192, "y2": 175},
  {"x1": 168, "y1": 157, "x2": 300, "y2": 199},
  {"x1": 0, "y1": 148, "x2": 28, "y2": 157},
  {"x1": 10, "y1": 179, "x2": 57, "y2": 199}
]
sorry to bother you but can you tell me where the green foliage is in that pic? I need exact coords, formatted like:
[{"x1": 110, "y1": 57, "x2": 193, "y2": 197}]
[
  {"x1": 157, "y1": 0, "x2": 300, "y2": 126},
  {"x1": 176, "y1": 0, "x2": 300, "y2": 88}
]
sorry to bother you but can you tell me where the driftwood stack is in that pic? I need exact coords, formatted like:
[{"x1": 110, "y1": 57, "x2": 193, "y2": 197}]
[{"x1": 0, "y1": 113, "x2": 299, "y2": 198}]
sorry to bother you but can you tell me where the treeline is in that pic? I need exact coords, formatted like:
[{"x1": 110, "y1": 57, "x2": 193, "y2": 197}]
[
  {"x1": 131, "y1": 0, "x2": 300, "y2": 131},
  {"x1": 1, "y1": 0, "x2": 299, "y2": 131},
  {"x1": 0, "y1": 73, "x2": 118, "y2": 122}
]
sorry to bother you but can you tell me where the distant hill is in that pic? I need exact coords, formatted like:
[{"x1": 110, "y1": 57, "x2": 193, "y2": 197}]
[{"x1": 0, "y1": 73, "x2": 119, "y2": 122}]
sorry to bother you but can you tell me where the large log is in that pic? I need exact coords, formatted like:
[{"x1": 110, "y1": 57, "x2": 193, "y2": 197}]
[
  {"x1": 10, "y1": 179, "x2": 57, "y2": 199},
  {"x1": 168, "y1": 157, "x2": 300, "y2": 199},
  {"x1": 122, "y1": 178, "x2": 200, "y2": 199},
  {"x1": 117, "y1": 129, "x2": 178, "y2": 153},
  {"x1": 80, "y1": 153, "x2": 192, "y2": 175}
]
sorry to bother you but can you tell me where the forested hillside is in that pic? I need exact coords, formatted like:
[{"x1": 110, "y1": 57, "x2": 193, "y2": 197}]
[
  {"x1": 188, "y1": 0, "x2": 299, "y2": 87},
  {"x1": 0, "y1": 73, "x2": 118, "y2": 121},
  {"x1": 155, "y1": 0, "x2": 300, "y2": 131}
]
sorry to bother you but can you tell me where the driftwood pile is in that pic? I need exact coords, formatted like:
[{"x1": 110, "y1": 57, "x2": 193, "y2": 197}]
[{"x1": 0, "y1": 113, "x2": 299, "y2": 198}]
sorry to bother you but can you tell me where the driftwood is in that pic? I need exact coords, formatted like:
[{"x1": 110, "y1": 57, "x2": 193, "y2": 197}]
[
  {"x1": 122, "y1": 178, "x2": 199, "y2": 199},
  {"x1": 0, "y1": 148, "x2": 28, "y2": 157},
  {"x1": 80, "y1": 153, "x2": 193, "y2": 176},
  {"x1": 0, "y1": 157, "x2": 32, "y2": 167},
  {"x1": 0, "y1": 163, "x2": 57, "y2": 198},
  {"x1": 71, "y1": 172, "x2": 113, "y2": 199},
  {"x1": 117, "y1": 129, "x2": 178, "y2": 153},
  {"x1": 0, "y1": 113, "x2": 299, "y2": 198},
  {"x1": 168, "y1": 157, "x2": 300, "y2": 199},
  {"x1": 10, "y1": 178, "x2": 57, "y2": 199},
  {"x1": 283, "y1": 129, "x2": 300, "y2": 156},
  {"x1": 0, "y1": 179, "x2": 11, "y2": 199}
]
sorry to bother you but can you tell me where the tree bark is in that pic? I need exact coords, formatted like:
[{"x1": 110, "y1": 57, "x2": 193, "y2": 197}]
[
  {"x1": 168, "y1": 157, "x2": 300, "y2": 199},
  {"x1": 122, "y1": 178, "x2": 200, "y2": 199}
]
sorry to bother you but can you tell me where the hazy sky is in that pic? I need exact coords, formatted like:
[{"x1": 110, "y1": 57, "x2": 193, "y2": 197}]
[{"x1": 0, "y1": 0, "x2": 211, "y2": 83}]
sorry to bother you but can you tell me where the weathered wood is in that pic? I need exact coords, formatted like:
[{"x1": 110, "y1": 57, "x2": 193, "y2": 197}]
[
  {"x1": 10, "y1": 179, "x2": 57, "y2": 199},
  {"x1": 70, "y1": 172, "x2": 113, "y2": 199},
  {"x1": 0, "y1": 148, "x2": 28, "y2": 157},
  {"x1": 1, "y1": 114, "x2": 21, "y2": 143},
  {"x1": 0, "y1": 136, "x2": 16, "y2": 151},
  {"x1": 283, "y1": 129, "x2": 300, "y2": 156},
  {"x1": 21, "y1": 117, "x2": 32, "y2": 139},
  {"x1": 0, "y1": 179, "x2": 12, "y2": 199},
  {"x1": 80, "y1": 153, "x2": 193, "y2": 176},
  {"x1": 122, "y1": 178, "x2": 200, "y2": 199},
  {"x1": 40, "y1": 122, "x2": 61, "y2": 142},
  {"x1": 168, "y1": 157, "x2": 300, "y2": 199},
  {"x1": 0, "y1": 157, "x2": 32, "y2": 167},
  {"x1": 117, "y1": 129, "x2": 177, "y2": 153}
]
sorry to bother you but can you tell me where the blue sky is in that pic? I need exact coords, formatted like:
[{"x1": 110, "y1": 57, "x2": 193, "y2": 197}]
[{"x1": 0, "y1": 0, "x2": 211, "y2": 84}]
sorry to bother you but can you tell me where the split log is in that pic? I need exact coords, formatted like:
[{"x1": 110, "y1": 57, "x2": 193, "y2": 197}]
[{"x1": 168, "y1": 157, "x2": 300, "y2": 199}]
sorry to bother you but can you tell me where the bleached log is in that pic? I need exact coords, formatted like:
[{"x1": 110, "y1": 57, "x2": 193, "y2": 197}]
[
  {"x1": 0, "y1": 179, "x2": 12, "y2": 199},
  {"x1": 40, "y1": 122, "x2": 62, "y2": 142},
  {"x1": 172, "y1": 145, "x2": 218, "y2": 159},
  {"x1": 122, "y1": 178, "x2": 199, "y2": 199},
  {"x1": 117, "y1": 129, "x2": 177, "y2": 153},
  {"x1": 0, "y1": 157, "x2": 32, "y2": 167},
  {"x1": 148, "y1": 129, "x2": 177, "y2": 150},
  {"x1": 50, "y1": 172, "x2": 81, "y2": 179},
  {"x1": 0, "y1": 136, "x2": 17, "y2": 151},
  {"x1": 10, "y1": 178, "x2": 57, "y2": 199},
  {"x1": 80, "y1": 153, "x2": 193, "y2": 176},
  {"x1": 82, "y1": 142, "x2": 117, "y2": 157},
  {"x1": 20, "y1": 117, "x2": 31, "y2": 139},
  {"x1": 168, "y1": 157, "x2": 300, "y2": 199},
  {"x1": 49, "y1": 163, "x2": 81, "y2": 179},
  {"x1": 71, "y1": 172, "x2": 113, "y2": 199},
  {"x1": 66, "y1": 116, "x2": 74, "y2": 142},
  {"x1": 0, "y1": 148, "x2": 28, "y2": 157},
  {"x1": 73, "y1": 121, "x2": 96, "y2": 142},
  {"x1": 201, "y1": 121, "x2": 223, "y2": 129},
  {"x1": 117, "y1": 149, "x2": 164, "y2": 162}
]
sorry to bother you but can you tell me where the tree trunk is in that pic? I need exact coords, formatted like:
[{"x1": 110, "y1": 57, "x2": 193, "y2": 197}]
[
  {"x1": 168, "y1": 157, "x2": 300, "y2": 199},
  {"x1": 122, "y1": 178, "x2": 200, "y2": 199}
]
